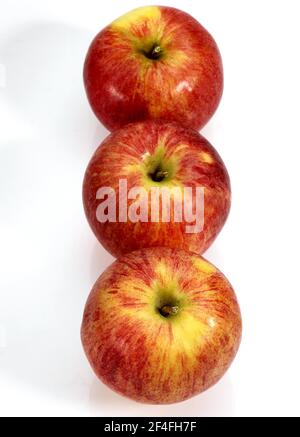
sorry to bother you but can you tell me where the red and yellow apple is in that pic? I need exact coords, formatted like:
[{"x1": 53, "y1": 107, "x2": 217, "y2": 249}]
[
  {"x1": 83, "y1": 120, "x2": 231, "y2": 258},
  {"x1": 84, "y1": 6, "x2": 223, "y2": 131},
  {"x1": 81, "y1": 247, "x2": 242, "y2": 404}
]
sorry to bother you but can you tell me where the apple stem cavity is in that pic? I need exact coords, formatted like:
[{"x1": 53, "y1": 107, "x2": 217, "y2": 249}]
[
  {"x1": 143, "y1": 44, "x2": 163, "y2": 61},
  {"x1": 159, "y1": 304, "x2": 179, "y2": 318},
  {"x1": 149, "y1": 167, "x2": 169, "y2": 182}
]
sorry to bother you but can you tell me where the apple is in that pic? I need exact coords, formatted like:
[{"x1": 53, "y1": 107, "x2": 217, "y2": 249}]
[
  {"x1": 83, "y1": 5, "x2": 223, "y2": 131},
  {"x1": 83, "y1": 120, "x2": 231, "y2": 258},
  {"x1": 81, "y1": 247, "x2": 242, "y2": 404}
]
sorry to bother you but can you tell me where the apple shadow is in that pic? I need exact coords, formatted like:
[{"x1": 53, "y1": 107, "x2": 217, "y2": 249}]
[
  {"x1": 89, "y1": 374, "x2": 235, "y2": 417},
  {"x1": 0, "y1": 212, "x2": 116, "y2": 407},
  {"x1": 0, "y1": 21, "x2": 108, "y2": 155},
  {"x1": 0, "y1": 20, "x2": 112, "y2": 408},
  {"x1": 203, "y1": 242, "x2": 224, "y2": 268},
  {"x1": 201, "y1": 119, "x2": 218, "y2": 139},
  {"x1": 89, "y1": 241, "x2": 115, "y2": 284}
]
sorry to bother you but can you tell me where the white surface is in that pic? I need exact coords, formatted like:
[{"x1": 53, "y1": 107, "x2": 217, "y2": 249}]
[{"x1": 0, "y1": 0, "x2": 300, "y2": 417}]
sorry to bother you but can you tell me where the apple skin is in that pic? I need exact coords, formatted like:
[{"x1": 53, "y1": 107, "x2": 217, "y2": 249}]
[
  {"x1": 81, "y1": 247, "x2": 242, "y2": 404},
  {"x1": 83, "y1": 120, "x2": 231, "y2": 258},
  {"x1": 83, "y1": 5, "x2": 223, "y2": 131}
]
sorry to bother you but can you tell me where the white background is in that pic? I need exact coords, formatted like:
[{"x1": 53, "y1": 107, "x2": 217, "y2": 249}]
[{"x1": 0, "y1": 0, "x2": 299, "y2": 417}]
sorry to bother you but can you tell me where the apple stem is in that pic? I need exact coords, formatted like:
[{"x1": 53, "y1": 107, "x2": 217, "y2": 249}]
[
  {"x1": 151, "y1": 45, "x2": 162, "y2": 59},
  {"x1": 159, "y1": 305, "x2": 179, "y2": 318},
  {"x1": 156, "y1": 170, "x2": 168, "y2": 180},
  {"x1": 143, "y1": 44, "x2": 163, "y2": 60},
  {"x1": 149, "y1": 168, "x2": 169, "y2": 182}
]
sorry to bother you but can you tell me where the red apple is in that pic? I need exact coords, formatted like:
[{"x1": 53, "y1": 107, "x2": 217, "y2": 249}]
[
  {"x1": 84, "y1": 6, "x2": 223, "y2": 131},
  {"x1": 83, "y1": 120, "x2": 231, "y2": 258},
  {"x1": 81, "y1": 247, "x2": 242, "y2": 404}
]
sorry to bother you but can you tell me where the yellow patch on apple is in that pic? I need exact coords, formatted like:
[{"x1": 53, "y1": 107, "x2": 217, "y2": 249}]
[
  {"x1": 193, "y1": 257, "x2": 217, "y2": 274},
  {"x1": 111, "y1": 6, "x2": 161, "y2": 30},
  {"x1": 200, "y1": 151, "x2": 214, "y2": 164}
]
